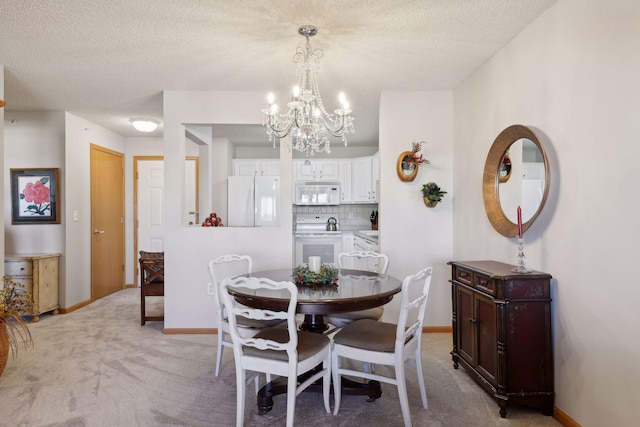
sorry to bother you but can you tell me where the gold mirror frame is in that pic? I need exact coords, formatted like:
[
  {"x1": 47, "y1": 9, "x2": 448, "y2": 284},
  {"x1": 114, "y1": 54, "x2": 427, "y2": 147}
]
[
  {"x1": 397, "y1": 151, "x2": 418, "y2": 182},
  {"x1": 482, "y1": 125, "x2": 550, "y2": 237}
]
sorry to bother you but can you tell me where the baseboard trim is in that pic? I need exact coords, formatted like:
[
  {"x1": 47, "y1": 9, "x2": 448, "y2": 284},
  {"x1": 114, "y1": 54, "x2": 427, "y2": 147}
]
[
  {"x1": 553, "y1": 406, "x2": 581, "y2": 427},
  {"x1": 423, "y1": 325, "x2": 452, "y2": 333},
  {"x1": 124, "y1": 283, "x2": 137, "y2": 289},
  {"x1": 58, "y1": 299, "x2": 92, "y2": 314},
  {"x1": 163, "y1": 328, "x2": 217, "y2": 335}
]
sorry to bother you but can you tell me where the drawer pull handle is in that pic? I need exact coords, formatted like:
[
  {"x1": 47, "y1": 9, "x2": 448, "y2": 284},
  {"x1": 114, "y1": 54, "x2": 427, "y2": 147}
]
[
  {"x1": 480, "y1": 280, "x2": 489, "y2": 287},
  {"x1": 459, "y1": 271, "x2": 469, "y2": 279}
]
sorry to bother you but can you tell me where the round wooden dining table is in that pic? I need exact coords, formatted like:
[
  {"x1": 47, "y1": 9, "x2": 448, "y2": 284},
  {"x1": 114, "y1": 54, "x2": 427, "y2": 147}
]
[
  {"x1": 226, "y1": 267, "x2": 403, "y2": 414},
  {"x1": 228, "y1": 268, "x2": 402, "y2": 332}
]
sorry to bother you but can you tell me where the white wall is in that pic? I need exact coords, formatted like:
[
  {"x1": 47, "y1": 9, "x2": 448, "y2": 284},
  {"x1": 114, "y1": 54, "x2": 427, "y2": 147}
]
[
  {"x1": 453, "y1": 0, "x2": 640, "y2": 425},
  {"x1": 162, "y1": 91, "x2": 293, "y2": 329},
  {"x1": 0, "y1": 66, "x2": 4, "y2": 278},
  {"x1": 64, "y1": 113, "x2": 126, "y2": 308},
  {"x1": 3, "y1": 111, "x2": 65, "y2": 255},
  {"x1": 379, "y1": 91, "x2": 453, "y2": 326}
]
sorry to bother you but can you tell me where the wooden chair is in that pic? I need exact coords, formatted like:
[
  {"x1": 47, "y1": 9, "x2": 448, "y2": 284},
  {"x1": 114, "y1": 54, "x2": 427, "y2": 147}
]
[
  {"x1": 220, "y1": 275, "x2": 331, "y2": 427},
  {"x1": 325, "y1": 251, "x2": 390, "y2": 328},
  {"x1": 331, "y1": 267, "x2": 433, "y2": 427},
  {"x1": 139, "y1": 251, "x2": 164, "y2": 325}
]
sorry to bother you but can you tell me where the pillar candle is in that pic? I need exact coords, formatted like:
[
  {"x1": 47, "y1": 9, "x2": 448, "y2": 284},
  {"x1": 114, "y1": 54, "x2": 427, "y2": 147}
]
[
  {"x1": 308, "y1": 256, "x2": 321, "y2": 274},
  {"x1": 517, "y1": 205, "x2": 523, "y2": 238}
]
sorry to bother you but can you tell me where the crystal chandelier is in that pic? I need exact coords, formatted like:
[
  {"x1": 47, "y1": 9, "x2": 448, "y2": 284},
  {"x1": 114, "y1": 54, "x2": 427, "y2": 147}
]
[{"x1": 262, "y1": 25, "x2": 354, "y2": 156}]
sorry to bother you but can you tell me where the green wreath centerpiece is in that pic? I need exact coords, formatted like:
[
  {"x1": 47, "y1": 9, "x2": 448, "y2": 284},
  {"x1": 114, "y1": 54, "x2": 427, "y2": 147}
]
[{"x1": 293, "y1": 264, "x2": 339, "y2": 289}]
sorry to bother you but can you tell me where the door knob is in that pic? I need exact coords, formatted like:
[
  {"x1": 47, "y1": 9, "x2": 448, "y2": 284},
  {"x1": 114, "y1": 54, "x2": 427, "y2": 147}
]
[{"x1": 93, "y1": 229, "x2": 105, "y2": 235}]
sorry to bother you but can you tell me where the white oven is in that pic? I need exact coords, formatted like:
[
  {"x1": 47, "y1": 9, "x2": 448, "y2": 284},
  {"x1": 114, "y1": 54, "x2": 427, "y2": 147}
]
[{"x1": 294, "y1": 214, "x2": 342, "y2": 266}]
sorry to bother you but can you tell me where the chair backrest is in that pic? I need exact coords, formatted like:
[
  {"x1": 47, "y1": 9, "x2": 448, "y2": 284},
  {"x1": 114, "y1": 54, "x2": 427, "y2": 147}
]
[
  {"x1": 208, "y1": 255, "x2": 253, "y2": 322},
  {"x1": 338, "y1": 251, "x2": 389, "y2": 274},
  {"x1": 139, "y1": 251, "x2": 165, "y2": 285},
  {"x1": 395, "y1": 267, "x2": 433, "y2": 351},
  {"x1": 220, "y1": 276, "x2": 298, "y2": 358}
]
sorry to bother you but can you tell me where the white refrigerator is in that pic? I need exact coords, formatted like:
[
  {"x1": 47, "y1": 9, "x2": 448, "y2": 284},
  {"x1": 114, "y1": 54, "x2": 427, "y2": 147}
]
[{"x1": 227, "y1": 176, "x2": 281, "y2": 227}]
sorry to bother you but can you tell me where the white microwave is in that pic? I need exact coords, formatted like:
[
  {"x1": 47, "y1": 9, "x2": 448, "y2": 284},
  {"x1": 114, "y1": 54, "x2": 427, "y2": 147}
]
[{"x1": 294, "y1": 182, "x2": 340, "y2": 206}]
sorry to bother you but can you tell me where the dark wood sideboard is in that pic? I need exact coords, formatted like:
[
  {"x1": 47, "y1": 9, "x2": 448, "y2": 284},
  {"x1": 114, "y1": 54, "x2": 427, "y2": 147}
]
[{"x1": 448, "y1": 260, "x2": 554, "y2": 418}]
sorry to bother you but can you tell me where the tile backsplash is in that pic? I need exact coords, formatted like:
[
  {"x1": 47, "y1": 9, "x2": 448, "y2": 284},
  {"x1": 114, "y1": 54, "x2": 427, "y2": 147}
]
[{"x1": 293, "y1": 204, "x2": 379, "y2": 228}]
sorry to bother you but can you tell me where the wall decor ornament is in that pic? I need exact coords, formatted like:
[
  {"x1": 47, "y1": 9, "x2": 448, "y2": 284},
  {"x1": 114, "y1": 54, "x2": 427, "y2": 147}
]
[
  {"x1": 397, "y1": 141, "x2": 429, "y2": 182},
  {"x1": 421, "y1": 182, "x2": 447, "y2": 208},
  {"x1": 10, "y1": 168, "x2": 60, "y2": 224}
]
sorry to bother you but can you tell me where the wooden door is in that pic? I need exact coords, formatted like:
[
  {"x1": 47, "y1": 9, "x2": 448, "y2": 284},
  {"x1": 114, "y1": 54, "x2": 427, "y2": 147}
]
[
  {"x1": 475, "y1": 292, "x2": 497, "y2": 384},
  {"x1": 91, "y1": 144, "x2": 125, "y2": 300},
  {"x1": 455, "y1": 284, "x2": 475, "y2": 366}
]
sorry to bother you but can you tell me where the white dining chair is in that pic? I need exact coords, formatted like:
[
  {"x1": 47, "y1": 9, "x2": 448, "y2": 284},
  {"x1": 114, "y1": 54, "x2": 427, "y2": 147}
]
[
  {"x1": 325, "y1": 251, "x2": 390, "y2": 329},
  {"x1": 208, "y1": 254, "x2": 284, "y2": 377},
  {"x1": 331, "y1": 267, "x2": 433, "y2": 427},
  {"x1": 220, "y1": 276, "x2": 332, "y2": 427}
]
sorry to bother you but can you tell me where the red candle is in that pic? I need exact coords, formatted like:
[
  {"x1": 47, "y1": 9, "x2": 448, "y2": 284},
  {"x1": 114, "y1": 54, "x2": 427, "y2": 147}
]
[{"x1": 517, "y1": 205, "x2": 523, "y2": 238}]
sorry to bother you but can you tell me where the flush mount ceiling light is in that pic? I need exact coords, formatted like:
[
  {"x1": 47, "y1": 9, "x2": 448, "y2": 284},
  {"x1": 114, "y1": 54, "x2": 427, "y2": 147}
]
[
  {"x1": 262, "y1": 25, "x2": 354, "y2": 156},
  {"x1": 130, "y1": 118, "x2": 160, "y2": 133}
]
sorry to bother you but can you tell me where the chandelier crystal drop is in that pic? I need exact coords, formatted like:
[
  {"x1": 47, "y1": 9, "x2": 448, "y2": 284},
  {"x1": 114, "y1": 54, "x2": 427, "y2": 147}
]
[{"x1": 262, "y1": 25, "x2": 354, "y2": 156}]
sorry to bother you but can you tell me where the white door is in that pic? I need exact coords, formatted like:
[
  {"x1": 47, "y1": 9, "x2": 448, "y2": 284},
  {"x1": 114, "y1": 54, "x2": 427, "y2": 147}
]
[
  {"x1": 138, "y1": 160, "x2": 165, "y2": 255},
  {"x1": 185, "y1": 159, "x2": 198, "y2": 225}
]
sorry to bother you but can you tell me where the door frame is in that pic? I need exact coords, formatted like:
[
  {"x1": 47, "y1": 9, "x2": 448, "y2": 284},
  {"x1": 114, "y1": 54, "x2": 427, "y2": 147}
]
[{"x1": 133, "y1": 156, "x2": 199, "y2": 287}]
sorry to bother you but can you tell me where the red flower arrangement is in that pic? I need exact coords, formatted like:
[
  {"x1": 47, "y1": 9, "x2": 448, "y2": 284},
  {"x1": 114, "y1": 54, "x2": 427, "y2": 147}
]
[
  {"x1": 202, "y1": 212, "x2": 224, "y2": 227},
  {"x1": 410, "y1": 141, "x2": 430, "y2": 166}
]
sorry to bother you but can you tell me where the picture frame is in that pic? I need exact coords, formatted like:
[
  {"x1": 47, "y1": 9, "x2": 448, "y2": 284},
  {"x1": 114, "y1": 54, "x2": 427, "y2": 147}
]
[{"x1": 11, "y1": 168, "x2": 60, "y2": 224}]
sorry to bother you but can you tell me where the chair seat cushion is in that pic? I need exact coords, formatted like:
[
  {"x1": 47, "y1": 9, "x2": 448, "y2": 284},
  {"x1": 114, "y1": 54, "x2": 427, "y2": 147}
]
[
  {"x1": 327, "y1": 307, "x2": 383, "y2": 322},
  {"x1": 243, "y1": 327, "x2": 329, "y2": 361},
  {"x1": 333, "y1": 318, "x2": 397, "y2": 353}
]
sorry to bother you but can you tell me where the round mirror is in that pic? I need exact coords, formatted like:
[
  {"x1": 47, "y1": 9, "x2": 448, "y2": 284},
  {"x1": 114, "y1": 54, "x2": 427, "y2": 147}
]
[
  {"x1": 397, "y1": 151, "x2": 418, "y2": 182},
  {"x1": 482, "y1": 125, "x2": 549, "y2": 237}
]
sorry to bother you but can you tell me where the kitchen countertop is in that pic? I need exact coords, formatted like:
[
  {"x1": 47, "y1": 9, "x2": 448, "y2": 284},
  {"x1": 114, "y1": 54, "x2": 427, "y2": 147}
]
[{"x1": 355, "y1": 229, "x2": 379, "y2": 240}]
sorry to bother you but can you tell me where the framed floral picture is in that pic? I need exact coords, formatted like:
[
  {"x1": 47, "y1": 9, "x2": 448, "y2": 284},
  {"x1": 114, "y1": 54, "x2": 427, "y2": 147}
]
[{"x1": 10, "y1": 168, "x2": 60, "y2": 224}]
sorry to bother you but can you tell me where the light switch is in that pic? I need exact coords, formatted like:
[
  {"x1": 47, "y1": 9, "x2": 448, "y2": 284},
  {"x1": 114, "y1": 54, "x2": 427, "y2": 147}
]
[{"x1": 73, "y1": 210, "x2": 78, "y2": 221}]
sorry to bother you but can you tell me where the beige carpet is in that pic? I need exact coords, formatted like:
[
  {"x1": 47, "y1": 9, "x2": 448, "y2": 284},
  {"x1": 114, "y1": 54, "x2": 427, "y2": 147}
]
[{"x1": 0, "y1": 288, "x2": 561, "y2": 427}]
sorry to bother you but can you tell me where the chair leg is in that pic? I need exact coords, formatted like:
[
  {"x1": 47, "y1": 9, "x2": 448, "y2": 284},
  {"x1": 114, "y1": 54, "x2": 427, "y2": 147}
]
[
  {"x1": 140, "y1": 292, "x2": 146, "y2": 326},
  {"x1": 414, "y1": 348, "x2": 428, "y2": 409},
  {"x1": 215, "y1": 330, "x2": 225, "y2": 377},
  {"x1": 235, "y1": 366, "x2": 246, "y2": 427},
  {"x1": 396, "y1": 362, "x2": 412, "y2": 427},
  {"x1": 332, "y1": 349, "x2": 342, "y2": 415},
  {"x1": 286, "y1": 372, "x2": 297, "y2": 427},
  {"x1": 323, "y1": 355, "x2": 331, "y2": 414}
]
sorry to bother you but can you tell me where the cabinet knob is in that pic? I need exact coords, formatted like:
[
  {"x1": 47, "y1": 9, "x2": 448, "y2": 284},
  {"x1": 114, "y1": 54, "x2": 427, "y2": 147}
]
[{"x1": 468, "y1": 317, "x2": 477, "y2": 324}]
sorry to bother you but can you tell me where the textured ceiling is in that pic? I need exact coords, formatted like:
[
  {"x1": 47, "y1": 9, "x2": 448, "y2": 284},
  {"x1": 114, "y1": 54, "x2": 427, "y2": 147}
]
[{"x1": 0, "y1": 0, "x2": 556, "y2": 144}]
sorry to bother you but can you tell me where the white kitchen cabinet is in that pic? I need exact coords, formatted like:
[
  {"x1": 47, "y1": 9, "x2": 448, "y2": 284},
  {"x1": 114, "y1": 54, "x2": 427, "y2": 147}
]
[
  {"x1": 294, "y1": 159, "x2": 339, "y2": 182},
  {"x1": 371, "y1": 152, "x2": 380, "y2": 202},
  {"x1": 353, "y1": 234, "x2": 382, "y2": 271},
  {"x1": 233, "y1": 159, "x2": 280, "y2": 176},
  {"x1": 351, "y1": 157, "x2": 374, "y2": 202},
  {"x1": 338, "y1": 160, "x2": 352, "y2": 203},
  {"x1": 341, "y1": 231, "x2": 355, "y2": 253}
]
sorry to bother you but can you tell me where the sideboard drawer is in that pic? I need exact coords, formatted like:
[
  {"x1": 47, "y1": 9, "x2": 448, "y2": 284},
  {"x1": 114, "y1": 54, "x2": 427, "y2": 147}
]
[
  {"x1": 4, "y1": 260, "x2": 33, "y2": 276},
  {"x1": 455, "y1": 267, "x2": 473, "y2": 286},
  {"x1": 475, "y1": 273, "x2": 495, "y2": 295}
]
